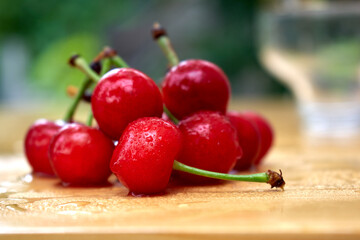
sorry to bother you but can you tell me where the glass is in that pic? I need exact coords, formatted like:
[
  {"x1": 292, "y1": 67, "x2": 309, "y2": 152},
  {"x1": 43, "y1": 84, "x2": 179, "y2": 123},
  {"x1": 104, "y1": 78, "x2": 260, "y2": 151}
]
[{"x1": 258, "y1": 0, "x2": 360, "y2": 138}]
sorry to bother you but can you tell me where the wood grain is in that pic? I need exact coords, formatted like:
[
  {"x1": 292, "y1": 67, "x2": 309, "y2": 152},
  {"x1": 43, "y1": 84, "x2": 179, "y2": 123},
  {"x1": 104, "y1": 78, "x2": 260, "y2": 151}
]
[{"x1": 0, "y1": 99, "x2": 360, "y2": 239}]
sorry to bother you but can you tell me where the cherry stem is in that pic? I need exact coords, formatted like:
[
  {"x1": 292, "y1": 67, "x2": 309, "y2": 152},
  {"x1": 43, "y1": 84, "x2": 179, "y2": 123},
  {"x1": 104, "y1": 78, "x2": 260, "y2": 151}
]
[
  {"x1": 173, "y1": 160, "x2": 285, "y2": 190},
  {"x1": 163, "y1": 105, "x2": 179, "y2": 124},
  {"x1": 111, "y1": 55, "x2": 130, "y2": 68},
  {"x1": 101, "y1": 58, "x2": 111, "y2": 76},
  {"x1": 152, "y1": 22, "x2": 179, "y2": 67},
  {"x1": 63, "y1": 79, "x2": 92, "y2": 122},
  {"x1": 65, "y1": 51, "x2": 126, "y2": 124},
  {"x1": 70, "y1": 51, "x2": 181, "y2": 127},
  {"x1": 69, "y1": 55, "x2": 101, "y2": 82},
  {"x1": 64, "y1": 55, "x2": 102, "y2": 122},
  {"x1": 64, "y1": 55, "x2": 101, "y2": 122},
  {"x1": 86, "y1": 111, "x2": 94, "y2": 127},
  {"x1": 103, "y1": 46, "x2": 129, "y2": 68}
]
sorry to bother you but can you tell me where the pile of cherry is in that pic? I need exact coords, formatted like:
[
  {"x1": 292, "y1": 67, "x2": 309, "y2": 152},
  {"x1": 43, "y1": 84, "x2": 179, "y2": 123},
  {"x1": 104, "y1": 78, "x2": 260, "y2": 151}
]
[{"x1": 24, "y1": 23, "x2": 284, "y2": 195}]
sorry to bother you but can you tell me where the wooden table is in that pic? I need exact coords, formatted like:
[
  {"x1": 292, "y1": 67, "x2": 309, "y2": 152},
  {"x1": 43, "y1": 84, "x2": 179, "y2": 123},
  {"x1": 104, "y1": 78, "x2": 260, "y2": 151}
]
[{"x1": 0, "y1": 99, "x2": 360, "y2": 239}]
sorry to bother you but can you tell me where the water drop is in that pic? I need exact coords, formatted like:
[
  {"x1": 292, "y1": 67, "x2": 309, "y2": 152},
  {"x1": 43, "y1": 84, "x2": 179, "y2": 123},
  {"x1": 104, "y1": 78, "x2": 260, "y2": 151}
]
[{"x1": 145, "y1": 135, "x2": 153, "y2": 142}]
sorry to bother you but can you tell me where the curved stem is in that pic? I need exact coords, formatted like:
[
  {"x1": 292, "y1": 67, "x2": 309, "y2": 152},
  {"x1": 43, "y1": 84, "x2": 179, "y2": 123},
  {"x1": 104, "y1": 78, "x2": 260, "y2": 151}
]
[
  {"x1": 70, "y1": 56, "x2": 101, "y2": 82},
  {"x1": 65, "y1": 56, "x2": 115, "y2": 123},
  {"x1": 173, "y1": 160, "x2": 285, "y2": 189},
  {"x1": 64, "y1": 79, "x2": 91, "y2": 122},
  {"x1": 163, "y1": 105, "x2": 179, "y2": 125},
  {"x1": 64, "y1": 55, "x2": 101, "y2": 122},
  {"x1": 102, "y1": 46, "x2": 129, "y2": 68},
  {"x1": 173, "y1": 160, "x2": 268, "y2": 182},
  {"x1": 152, "y1": 23, "x2": 179, "y2": 67}
]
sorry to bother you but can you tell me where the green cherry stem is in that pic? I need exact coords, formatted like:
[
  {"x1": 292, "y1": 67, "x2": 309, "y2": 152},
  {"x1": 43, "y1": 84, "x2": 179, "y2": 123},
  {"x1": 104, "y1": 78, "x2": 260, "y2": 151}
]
[
  {"x1": 103, "y1": 46, "x2": 129, "y2": 68},
  {"x1": 86, "y1": 111, "x2": 94, "y2": 127},
  {"x1": 111, "y1": 55, "x2": 130, "y2": 68},
  {"x1": 69, "y1": 55, "x2": 101, "y2": 82},
  {"x1": 173, "y1": 160, "x2": 285, "y2": 190},
  {"x1": 163, "y1": 105, "x2": 179, "y2": 124},
  {"x1": 100, "y1": 58, "x2": 112, "y2": 76},
  {"x1": 64, "y1": 55, "x2": 102, "y2": 122},
  {"x1": 65, "y1": 55, "x2": 101, "y2": 123},
  {"x1": 152, "y1": 22, "x2": 179, "y2": 67},
  {"x1": 63, "y1": 79, "x2": 92, "y2": 122}
]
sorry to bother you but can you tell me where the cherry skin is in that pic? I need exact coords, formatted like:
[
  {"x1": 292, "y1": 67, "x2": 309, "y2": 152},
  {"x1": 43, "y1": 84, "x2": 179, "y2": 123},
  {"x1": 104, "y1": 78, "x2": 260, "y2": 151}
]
[
  {"x1": 177, "y1": 111, "x2": 242, "y2": 183},
  {"x1": 242, "y1": 112, "x2": 274, "y2": 165},
  {"x1": 91, "y1": 68, "x2": 163, "y2": 140},
  {"x1": 110, "y1": 117, "x2": 182, "y2": 195},
  {"x1": 226, "y1": 111, "x2": 261, "y2": 171},
  {"x1": 49, "y1": 123, "x2": 114, "y2": 186},
  {"x1": 162, "y1": 60, "x2": 231, "y2": 119},
  {"x1": 24, "y1": 119, "x2": 64, "y2": 176}
]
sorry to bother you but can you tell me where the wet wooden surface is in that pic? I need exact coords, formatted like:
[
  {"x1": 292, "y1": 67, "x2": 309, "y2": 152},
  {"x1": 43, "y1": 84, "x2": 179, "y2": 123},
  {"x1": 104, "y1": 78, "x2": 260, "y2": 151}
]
[{"x1": 0, "y1": 99, "x2": 360, "y2": 239}]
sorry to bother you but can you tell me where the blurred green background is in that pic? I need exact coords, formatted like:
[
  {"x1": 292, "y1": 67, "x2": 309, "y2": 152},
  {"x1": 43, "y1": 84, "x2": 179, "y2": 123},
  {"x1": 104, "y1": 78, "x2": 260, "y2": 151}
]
[{"x1": 0, "y1": 0, "x2": 287, "y2": 105}]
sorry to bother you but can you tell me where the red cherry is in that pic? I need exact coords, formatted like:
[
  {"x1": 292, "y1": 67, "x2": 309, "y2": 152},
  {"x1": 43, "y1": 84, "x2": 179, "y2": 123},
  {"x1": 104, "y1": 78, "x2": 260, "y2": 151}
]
[
  {"x1": 110, "y1": 117, "x2": 182, "y2": 195},
  {"x1": 226, "y1": 111, "x2": 261, "y2": 171},
  {"x1": 91, "y1": 68, "x2": 163, "y2": 140},
  {"x1": 177, "y1": 111, "x2": 242, "y2": 183},
  {"x1": 162, "y1": 60, "x2": 231, "y2": 119},
  {"x1": 242, "y1": 112, "x2": 274, "y2": 165},
  {"x1": 24, "y1": 119, "x2": 64, "y2": 176},
  {"x1": 49, "y1": 123, "x2": 114, "y2": 186}
]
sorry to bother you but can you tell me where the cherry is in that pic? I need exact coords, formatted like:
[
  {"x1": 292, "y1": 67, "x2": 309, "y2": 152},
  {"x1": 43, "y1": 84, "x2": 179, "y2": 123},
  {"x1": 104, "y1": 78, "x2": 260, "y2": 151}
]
[
  {"x1": 110, "y1": 117, "x2": 182, "y2": 194},
  {"x1": 152, "y1": 23, "x2": 230, "y2": 120},
  {"x1": 24, "y1": 56, "x2": 102, "y2": 176},
  {"x1": 242, "y1": 112, "x2": 274, "y2": 165},
  {"x1": 70, "y1": 52, "x2": 164, "y2": 141},
  {"x1": 177, "y1": 111, "x2": 242, "y2": 183},
  {"x1": 91, "y1": 68, "x2": 163, "y2": 140},
  {"x1": 226, "y1": 111, "x2": 261, "y2": 171},
  {"x1": 66, "y1": 48, "x2": 130, "y2": 104},
  {"x1": 110, "y1": 117, "x2": 284, "y2": 195},
  {"x1": 24, "y1": 119, "x2": 64, "y2": 176},
  {"x1": 162, "y1": 60, "x2": 231, "y2": 119},
  {"x1": 49, "y1": 123, "x2": 114, "y2": 186}
]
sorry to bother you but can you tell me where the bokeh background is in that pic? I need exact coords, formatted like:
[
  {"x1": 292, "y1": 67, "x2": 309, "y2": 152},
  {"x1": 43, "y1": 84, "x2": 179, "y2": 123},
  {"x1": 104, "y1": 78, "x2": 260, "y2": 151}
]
[
  {"x1": 0, "y1": 0, "x2": 290, "y2": 154},
  {"x1": 0, "y1": 0, "x2": 287, "y2": 103}
]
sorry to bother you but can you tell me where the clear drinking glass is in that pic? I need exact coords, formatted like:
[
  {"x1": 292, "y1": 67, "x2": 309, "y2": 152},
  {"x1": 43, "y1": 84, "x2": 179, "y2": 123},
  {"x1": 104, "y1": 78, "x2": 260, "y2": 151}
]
[{"x1": 258, "y1": 0, "x2": 360, "y2": 138}]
